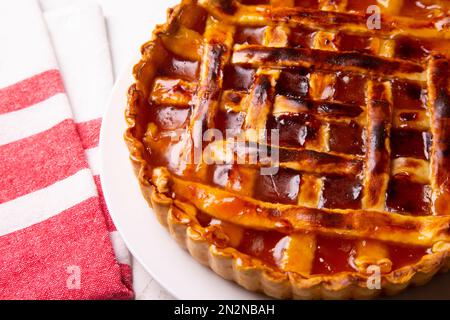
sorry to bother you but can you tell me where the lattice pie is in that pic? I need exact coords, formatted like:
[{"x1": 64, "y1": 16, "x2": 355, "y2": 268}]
[{"x1": 125, "y1": 0, "x2": 450, "y2": 299}]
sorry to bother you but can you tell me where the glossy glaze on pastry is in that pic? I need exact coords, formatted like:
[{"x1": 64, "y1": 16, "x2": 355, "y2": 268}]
[{"x1": 125, "y1": 0, "x2": 450, "y2": 299}]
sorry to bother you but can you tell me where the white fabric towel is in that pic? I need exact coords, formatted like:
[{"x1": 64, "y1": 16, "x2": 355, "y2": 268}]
[
  {"x1": 44, "y1": 4, "x2": 114, "y2": 122},
  {"x1": 44, "y1": 2, "x2": 132, "y2": 273},
  {"x1": 0, "y1": 0, "x2": 132, "y2": 299}
]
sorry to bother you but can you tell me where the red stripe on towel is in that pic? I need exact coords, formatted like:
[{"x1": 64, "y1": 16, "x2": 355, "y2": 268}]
[
  {"x1": 0, "y1": 70, "x2": 65, "y2": 115},
  {"x1": 94, "y1": 175, "x2": 116, "y2": 232},
  {"x1": 0, "y1": 119, "x2": 88, "y2": 204},
  {"x1": 0, "y1": 197, "x2": 133, "y2": 300},
  {"x1": 76, "y1": 118, "x2": 102, "y2": 150}
]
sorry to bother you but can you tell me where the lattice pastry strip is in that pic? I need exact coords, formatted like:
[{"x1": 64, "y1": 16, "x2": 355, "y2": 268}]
[
  {"x1": 210, "y1": 23, "x2": 281, "y2": 206},
  {"x1": 170, "y1": 176, "x2": 450, "y2": 246},
  {"x1": 313, "y1": 14, "x2": 392, "y2": 273},
  {"x1": 174, "y1": 16, "x2": 236, "y2": 180},
  {"x1": 348, "y1": 0, "x2": 449, "y2": 17},
  {"x1": 358, "y1": 80, "x2": 393, "y2": 273},
  {"x1": 355, "y1": 30, "x2": 409, "y2": 274},
  {"x1": 189, "y1": 16, "x2": 235, "y2": 130},
  {"x1": 232, "y1": 45, "x2": 425, "y2": 81},
  {"x1": 242, "y1": 69, "x2": 279, "y2": 140},
  {"x1": 272, "y1": 26, "x2": 336, "y2": 276},
  {"x1": 427, "y1": 56, "x2": 450, "y2": 215},
  {"x1": 242, "y1": 25, "x2": 281, "y2": 141},
  {"x1": 200, "y1": 0, "x2": 450, "y2": 39}
]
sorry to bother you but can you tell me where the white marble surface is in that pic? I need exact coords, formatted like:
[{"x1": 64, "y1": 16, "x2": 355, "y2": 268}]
[
  {"x1": 132, "y1": 259, "x2": 174, "y2": 300},
  {"x1": 41, "y1": 0, "x2": 180, "y2": 300}
]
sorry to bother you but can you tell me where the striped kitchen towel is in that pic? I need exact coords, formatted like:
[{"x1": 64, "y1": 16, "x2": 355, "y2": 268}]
[{"x1": 0, "y1": 0, "x2": 133, "y2": 299}]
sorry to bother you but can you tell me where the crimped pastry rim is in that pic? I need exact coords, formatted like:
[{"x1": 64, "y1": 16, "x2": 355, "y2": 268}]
[{"x1": 124, "y1": 0, "x2": 450, "y2": 299}]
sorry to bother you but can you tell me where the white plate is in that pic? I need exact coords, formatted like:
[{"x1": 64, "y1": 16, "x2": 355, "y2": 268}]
[{"x1": 100, "y1": 58, "x2": 450, "y2": 300}]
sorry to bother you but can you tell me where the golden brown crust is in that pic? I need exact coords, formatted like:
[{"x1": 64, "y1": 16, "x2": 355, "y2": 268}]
[
  {"x1": 232, "y1": 45, "x2": 425, "y2": 77},
  {"x1": 124, "y1": 0, "x2": 450, "y2": 299},
  {"x1": 200, "y1": 0, "x2": 450, "y2": 39},
  {"x1": 129, "y1": 175, "x2": 450, "y2": 299},
  {"x1": 169, "y1": 177, "x2": 450, "y2": 246},
  {"x1": 362, "y1": 81, "x2": 392, "y2": 210},
  {"x1": 427, "y1": 56, "x2": 450, "y2": 215}
]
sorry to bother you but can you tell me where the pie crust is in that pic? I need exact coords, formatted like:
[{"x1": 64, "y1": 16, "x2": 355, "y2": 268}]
[{"x1": 125, "y1": 0, "x2": 450, "y2": 299}]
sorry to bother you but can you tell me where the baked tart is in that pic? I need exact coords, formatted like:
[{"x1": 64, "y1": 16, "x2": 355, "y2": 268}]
[{"x1": 125, "y1": 0, "x2": 450, "y2": 299}]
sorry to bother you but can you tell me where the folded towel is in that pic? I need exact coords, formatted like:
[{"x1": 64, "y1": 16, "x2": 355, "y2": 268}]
[
  {"x1": 44, "y1": 2, "x2": 133, "y2": 293},
  {"x1": 0, "y1": 0, "x2": 133, "y2": 299}
]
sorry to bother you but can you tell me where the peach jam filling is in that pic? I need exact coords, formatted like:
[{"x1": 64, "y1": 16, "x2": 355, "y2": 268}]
[{"x1": 195, "y1": 212, "x2": 429, "y2": 275}]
